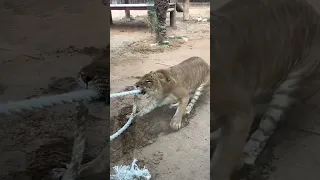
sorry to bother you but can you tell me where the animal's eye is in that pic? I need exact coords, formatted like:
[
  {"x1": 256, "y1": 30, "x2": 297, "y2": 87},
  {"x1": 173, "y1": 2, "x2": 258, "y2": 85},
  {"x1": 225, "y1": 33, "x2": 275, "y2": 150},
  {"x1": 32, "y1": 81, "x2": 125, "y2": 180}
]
[{"x1": 146, "y1": 80, "x2": 152, "y2": 83}]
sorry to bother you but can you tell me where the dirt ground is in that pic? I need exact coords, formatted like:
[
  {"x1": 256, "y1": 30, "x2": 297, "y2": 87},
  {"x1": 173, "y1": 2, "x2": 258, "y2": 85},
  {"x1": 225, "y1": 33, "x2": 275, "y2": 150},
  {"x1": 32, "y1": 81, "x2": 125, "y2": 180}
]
[
  {"x1": 1, "y1": 0, "x2": 320, "y2": 180},
  {"x1": 109, "y1": 5, "x2": 210, "y2": 180},
  {"x1": 109, "y1": 1, "x2": 320, "y2": 180}
]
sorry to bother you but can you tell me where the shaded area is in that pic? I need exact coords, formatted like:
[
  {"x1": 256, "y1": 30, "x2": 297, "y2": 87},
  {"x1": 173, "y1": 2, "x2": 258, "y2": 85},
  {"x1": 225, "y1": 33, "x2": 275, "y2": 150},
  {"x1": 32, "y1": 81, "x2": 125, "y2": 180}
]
[{"x1": 0, "y1": 0, "x2": 109, "y2": 179}]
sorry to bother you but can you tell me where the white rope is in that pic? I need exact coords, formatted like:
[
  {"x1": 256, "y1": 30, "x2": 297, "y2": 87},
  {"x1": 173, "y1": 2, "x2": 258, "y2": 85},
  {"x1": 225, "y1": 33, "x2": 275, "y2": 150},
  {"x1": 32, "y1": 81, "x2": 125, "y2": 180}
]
[
  {"x1": 110, "y1": 97, "x2": 137, "y2": 141},
  {"x1": 110, "y1": 89, "x2": 141, "y2": 99},
  {"x1": 109, "y1": 89, "x2": 141, "y2": 141},
  {"x1": 109, "y1": 89, "x2": 152, "y2": 180},
  {"x1": 110, "y1": 159, "x2": 151, "y2": 180}
]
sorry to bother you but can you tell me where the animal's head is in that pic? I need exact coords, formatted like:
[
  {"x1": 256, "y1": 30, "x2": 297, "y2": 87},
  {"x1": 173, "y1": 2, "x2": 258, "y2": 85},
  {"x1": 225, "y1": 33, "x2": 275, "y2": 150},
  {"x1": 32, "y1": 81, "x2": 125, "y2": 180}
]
[
  {"x1": 77, "y1": 66, "x2": 95, "y2": 88},
  {"x1": 135, "y1": 69, "x2": 173, "y2": 96},
  {"x1": 77, "y1": 60, "x2": 109, "y2": 94}
]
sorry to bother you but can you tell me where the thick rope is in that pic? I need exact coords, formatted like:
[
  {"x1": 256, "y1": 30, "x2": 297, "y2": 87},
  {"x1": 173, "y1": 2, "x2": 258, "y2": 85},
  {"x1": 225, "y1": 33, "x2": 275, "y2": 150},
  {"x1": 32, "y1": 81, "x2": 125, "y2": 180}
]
[
  {"x1": 110, "y1": 94, "x2": 138, "y2": 141},
  {"x1": 62, "y1": 102, "x2": 88, "y2": 180},
  {"x1": 0, "y1": 89, "x2": 141, "y2": 117},
  {"x1": 0, "y1": 87, "x2": 140, "y2": 141},
  {"x1": 111, "y1": 159, "x2": 151, "y2": 180},
  {"x1": 0, "y1": 89, "x2": 101, "y2": 116},
  {"x1": 0, "y1": 86, "x2": 144, "y2": 179},
  {"x1": 109, "y1": 90, "x2": 142, "y2": 141},
  {"x1": 110, "y1": 94, "x2": 152, "y2": 179},
  {"x1": 110, "y1": 89, "x2": 141, "y2": 99}
]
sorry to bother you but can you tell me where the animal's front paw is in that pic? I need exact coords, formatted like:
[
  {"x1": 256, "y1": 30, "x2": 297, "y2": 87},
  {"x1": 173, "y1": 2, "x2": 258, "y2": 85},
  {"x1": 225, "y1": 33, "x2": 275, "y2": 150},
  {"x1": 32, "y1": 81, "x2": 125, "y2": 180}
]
[
  {"x1": 170, "y1": 116, "x2": 182, "y2": 130},
  {"x1": 132, "y1": 110, "x2": 146, "y2": 118},
  {"x1": 126, "y1": 114, "x2": 132, "y2": 119},
  {"x1": 136, "y1": 110, "x2": 145, "y2": 117},
  {"x1": 243, "y1": 152, "x2": 256, "y2": 165}
]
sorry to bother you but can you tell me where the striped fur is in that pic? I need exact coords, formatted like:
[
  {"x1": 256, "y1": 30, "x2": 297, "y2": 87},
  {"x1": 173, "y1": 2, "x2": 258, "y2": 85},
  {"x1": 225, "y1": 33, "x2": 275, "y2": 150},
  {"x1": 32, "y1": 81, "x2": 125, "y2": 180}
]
[
  {"x1": 244, "y1": 73, "x2": 300, "y2": 164},
  {"x1": 186, "y1": 78, "x2": 210, "y2": 114},
  {"x1": 135, "y1": 56, "x2": 210, "y2": 130},
  {"x1": 211, "y1": 0, "x2": 320, "y2": 179}
]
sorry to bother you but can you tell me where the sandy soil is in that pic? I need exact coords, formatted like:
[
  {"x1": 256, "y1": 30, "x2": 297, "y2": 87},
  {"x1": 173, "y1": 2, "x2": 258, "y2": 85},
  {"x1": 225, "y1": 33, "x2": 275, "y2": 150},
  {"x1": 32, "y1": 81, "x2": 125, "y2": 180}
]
[
  {"x1": 109, "y1": 5, "x2": 210, "y2": 180},
  {"x1": 0, "y1": 1, "x2": 210, "y2": 179},
  {"x1": 1, "y1": 0, "x2": 320, "y2": 180}
]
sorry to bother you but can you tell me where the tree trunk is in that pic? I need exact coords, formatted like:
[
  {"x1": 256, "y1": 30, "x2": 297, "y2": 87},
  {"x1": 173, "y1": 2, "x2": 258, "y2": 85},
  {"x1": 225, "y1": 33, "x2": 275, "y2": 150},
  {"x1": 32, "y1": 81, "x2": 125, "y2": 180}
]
[
  {"x1": 124, "y1": 0, "x2": 131, "y2": 18},
  {"x1": 155, "y1": 0, "x2": 169, "y2": 43},
  {"x1": 183, "y1": 0, "x2": 190, "y2": 21}
]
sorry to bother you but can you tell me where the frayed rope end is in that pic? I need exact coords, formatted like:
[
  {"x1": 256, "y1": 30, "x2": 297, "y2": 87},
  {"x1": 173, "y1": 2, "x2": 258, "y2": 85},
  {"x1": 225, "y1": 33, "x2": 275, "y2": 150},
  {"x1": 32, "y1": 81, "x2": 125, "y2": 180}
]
[{"x1": 110, "y1": 159, "x2": 151, "y2": 180}]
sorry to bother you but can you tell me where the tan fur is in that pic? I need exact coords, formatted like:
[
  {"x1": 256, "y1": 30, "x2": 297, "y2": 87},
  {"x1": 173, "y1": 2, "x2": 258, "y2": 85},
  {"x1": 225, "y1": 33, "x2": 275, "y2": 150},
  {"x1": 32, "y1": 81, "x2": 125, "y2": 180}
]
[
  {"x1": 135, "y1": 56, "x2": 210, "y2": 130},
  {"x1": 211, "y1": 0, "x2": 320, "y2": 179}
]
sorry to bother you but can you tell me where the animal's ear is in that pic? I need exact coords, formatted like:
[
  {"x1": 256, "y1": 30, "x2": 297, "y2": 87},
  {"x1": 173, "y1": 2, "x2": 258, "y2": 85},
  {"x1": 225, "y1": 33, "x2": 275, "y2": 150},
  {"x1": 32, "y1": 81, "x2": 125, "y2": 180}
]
[
  {"x1": 149, "y1": 71, "x2": 154, "y2": 78},
  {"x1": 133, "y1": 76, "x2": 142, "y2": 79},
  {"x1": 157, "y1": 69, "x2": 172, "y2": 82}
]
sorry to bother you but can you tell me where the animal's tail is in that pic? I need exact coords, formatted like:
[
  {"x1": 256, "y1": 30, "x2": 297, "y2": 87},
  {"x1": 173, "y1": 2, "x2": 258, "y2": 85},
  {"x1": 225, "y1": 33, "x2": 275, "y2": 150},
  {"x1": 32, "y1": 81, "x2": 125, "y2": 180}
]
[{"x1": 243, "y1": 70, "x2": 301, "y2": 164}]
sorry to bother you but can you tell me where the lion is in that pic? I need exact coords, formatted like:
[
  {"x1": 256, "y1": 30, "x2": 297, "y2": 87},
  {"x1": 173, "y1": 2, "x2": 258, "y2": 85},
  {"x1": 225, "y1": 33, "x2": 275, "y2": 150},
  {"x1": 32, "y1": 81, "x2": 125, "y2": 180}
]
[
  {"x1": 211, "y1": 0, "x2": 320, "y2": 179},
  {"x1": 134, "y1": 56, "x2": 210, "y2": 130}
]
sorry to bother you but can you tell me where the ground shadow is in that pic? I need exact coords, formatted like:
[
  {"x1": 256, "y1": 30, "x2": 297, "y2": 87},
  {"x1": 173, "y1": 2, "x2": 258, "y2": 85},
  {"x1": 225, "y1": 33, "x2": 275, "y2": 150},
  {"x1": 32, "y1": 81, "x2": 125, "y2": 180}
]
[
  {"x1": 110, "y1": 87, "x2": 210, "y2": 164},
  {"x1": 111, "y1": 18, "x2": 149, "y2": 31}
]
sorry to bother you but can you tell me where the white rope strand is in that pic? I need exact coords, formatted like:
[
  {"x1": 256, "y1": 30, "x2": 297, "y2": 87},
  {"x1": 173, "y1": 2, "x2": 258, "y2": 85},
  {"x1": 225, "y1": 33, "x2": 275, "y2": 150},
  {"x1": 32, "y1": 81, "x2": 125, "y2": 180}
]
[
  {"x1": 110, "y1": 89, "x2": 141, "y2": 99},
  {"x1": 110, "y1": 95, "x2": 137, "y2": 141}
]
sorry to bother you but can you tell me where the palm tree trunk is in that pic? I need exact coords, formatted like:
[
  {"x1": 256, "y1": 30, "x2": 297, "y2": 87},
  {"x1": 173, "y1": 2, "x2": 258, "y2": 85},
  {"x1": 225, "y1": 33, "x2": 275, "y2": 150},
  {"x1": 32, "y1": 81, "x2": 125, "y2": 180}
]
[{"x1": 155, "y1": 0, "x2": 169, "y2": 43}]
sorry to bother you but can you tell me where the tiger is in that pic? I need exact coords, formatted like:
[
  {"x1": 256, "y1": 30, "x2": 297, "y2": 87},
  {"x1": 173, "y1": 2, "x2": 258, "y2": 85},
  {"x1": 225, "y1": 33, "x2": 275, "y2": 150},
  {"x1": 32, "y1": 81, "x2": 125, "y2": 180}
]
[
  {"x1": 211, "y1": 0, "x2": 320, "y2": 179},
  {"x1": 134, "y1": 56, "x2": 210, "y2": 130}
]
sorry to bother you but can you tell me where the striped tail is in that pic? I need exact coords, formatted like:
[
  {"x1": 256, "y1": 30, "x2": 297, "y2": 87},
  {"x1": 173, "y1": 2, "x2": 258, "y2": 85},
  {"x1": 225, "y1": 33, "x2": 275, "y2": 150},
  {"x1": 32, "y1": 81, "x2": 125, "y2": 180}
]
[
  {"x1": 243, "y1": 73, "x2": 300, "y2": 164},
  {"x1": 186, "y1": 78, "x2": 210, "y2": 114}
]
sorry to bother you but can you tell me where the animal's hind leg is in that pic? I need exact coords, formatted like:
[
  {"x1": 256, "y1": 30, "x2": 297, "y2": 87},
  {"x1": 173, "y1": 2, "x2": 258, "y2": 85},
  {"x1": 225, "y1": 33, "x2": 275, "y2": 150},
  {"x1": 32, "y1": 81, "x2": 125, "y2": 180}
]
[
  {"x1": 212, "y1": 110, "x2": 254, "y2": 180},
  {"x1": 243, "y1": 78, "x2": 299, "y2": 165}
]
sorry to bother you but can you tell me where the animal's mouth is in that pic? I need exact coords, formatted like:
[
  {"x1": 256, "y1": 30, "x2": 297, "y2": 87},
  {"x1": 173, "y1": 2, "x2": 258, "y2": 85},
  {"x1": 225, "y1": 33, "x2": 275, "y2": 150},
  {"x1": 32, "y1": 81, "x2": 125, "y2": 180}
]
[
  {"x1": 135, "y1": 86, "x2": 146, "y2": 95},
  {"x1": 140, "y1": 89, "x2": 146, "y2": 95}
]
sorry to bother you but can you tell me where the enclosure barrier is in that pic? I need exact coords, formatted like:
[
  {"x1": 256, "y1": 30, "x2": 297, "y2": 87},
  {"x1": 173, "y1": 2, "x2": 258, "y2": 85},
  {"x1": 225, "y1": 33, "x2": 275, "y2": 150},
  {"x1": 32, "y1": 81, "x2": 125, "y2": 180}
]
[
  {"x1": 110, "y1": 0, "x2": 177, "y2": 27},
  {"x1": 0, "y1": 88, "x2": 150, "y2": 180}
]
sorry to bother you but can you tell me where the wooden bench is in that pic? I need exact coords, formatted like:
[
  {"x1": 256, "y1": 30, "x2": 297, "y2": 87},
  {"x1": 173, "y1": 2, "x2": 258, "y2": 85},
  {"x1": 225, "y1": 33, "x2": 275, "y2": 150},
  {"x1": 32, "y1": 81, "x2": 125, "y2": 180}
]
[{"x1": 110, "y1": 2, "x2": 177, "y2": 27}]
